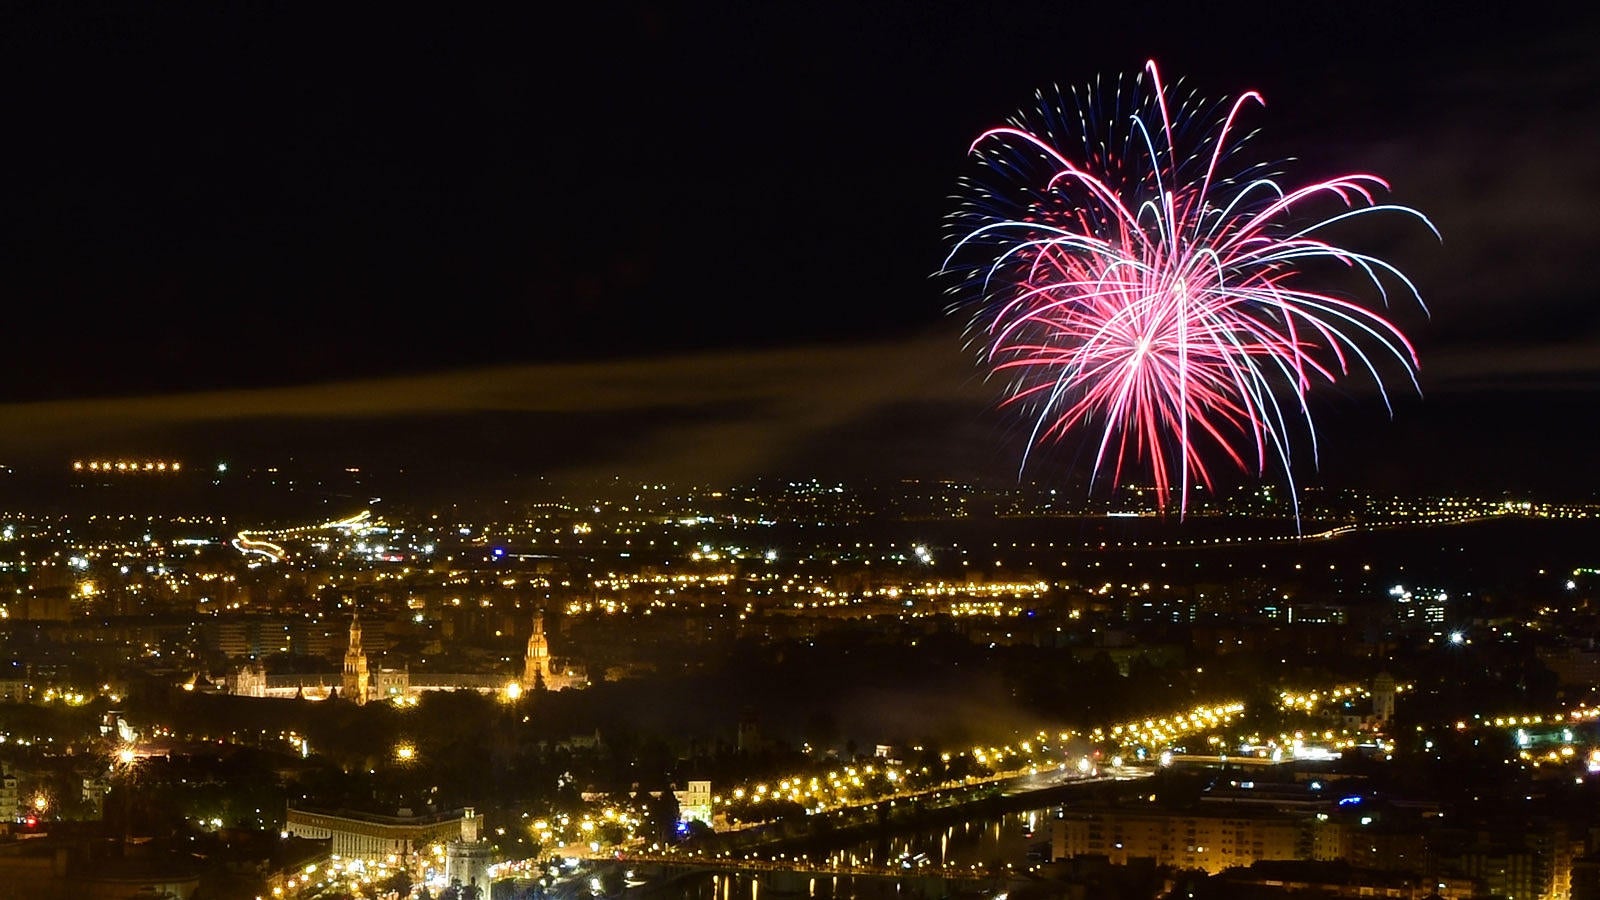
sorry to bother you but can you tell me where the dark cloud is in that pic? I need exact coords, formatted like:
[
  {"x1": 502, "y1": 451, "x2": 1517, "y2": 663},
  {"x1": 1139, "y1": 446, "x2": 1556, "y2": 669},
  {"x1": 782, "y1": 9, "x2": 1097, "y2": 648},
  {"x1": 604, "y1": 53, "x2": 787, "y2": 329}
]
[
  {"x1": 0, "y1": 329, "x2": 1004, "y2": 485},
  {"x1": 4, "y1": 320, "x2": 1592, "y2": 500}
]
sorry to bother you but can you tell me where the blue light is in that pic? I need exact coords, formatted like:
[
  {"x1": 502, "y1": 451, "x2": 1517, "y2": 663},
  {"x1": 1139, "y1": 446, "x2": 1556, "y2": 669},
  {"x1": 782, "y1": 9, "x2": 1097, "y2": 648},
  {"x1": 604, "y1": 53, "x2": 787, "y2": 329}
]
[{"x1": 1338, "y1": 796, "x2": 1362, "y2": 806}]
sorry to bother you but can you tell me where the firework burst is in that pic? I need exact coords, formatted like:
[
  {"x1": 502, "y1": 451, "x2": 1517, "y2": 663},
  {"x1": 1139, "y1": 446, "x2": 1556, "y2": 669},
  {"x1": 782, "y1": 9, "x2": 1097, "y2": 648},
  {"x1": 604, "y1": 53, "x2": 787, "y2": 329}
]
[{"x1": 942, "y1": 60, "x2": 1436, "y2": 518}]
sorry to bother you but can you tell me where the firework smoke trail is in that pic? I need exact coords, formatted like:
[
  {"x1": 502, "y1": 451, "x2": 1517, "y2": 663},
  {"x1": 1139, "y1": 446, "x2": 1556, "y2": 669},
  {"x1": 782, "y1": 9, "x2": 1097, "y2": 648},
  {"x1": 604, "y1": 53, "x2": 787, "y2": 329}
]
[{"x1": 941, "y1": 60, "x2": 1437, "y2": 520}]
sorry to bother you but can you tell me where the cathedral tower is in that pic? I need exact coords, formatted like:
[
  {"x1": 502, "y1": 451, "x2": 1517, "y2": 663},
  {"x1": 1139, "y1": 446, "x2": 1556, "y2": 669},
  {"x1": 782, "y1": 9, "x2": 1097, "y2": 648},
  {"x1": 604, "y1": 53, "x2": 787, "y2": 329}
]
[
  {"x1": 522, "y1": 610, "x2": 551, "y2": 691},
  {"x1": 343, "y1": 614, "x2": 370, "y2": 704}
]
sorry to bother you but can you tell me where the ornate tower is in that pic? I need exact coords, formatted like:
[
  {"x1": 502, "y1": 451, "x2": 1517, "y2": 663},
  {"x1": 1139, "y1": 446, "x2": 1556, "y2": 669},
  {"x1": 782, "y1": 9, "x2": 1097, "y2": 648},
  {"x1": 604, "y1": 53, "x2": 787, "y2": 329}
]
[
  {"x1": 230, "y1": 662, "x2": 267, "y2": 698},
  {"x1": 445, "y1": 807, "x2": 492, "y2": 891},
  {"x1": 522, "y1": 610, "x2": 551, "y2": 691},
  {"x1": 343, "y1": 614, "x2": 370, "y2": 705}
]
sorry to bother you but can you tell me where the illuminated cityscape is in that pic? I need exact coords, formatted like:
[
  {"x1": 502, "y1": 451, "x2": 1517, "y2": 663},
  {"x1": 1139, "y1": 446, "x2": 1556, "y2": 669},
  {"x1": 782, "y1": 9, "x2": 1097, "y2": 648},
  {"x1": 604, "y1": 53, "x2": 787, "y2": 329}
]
[
  {"x1": 0, "y1": 466, "x2": 1596, "y2": 897},
  {"x1": 0, "y1": 3, "x2": 1595, "y2": 900}
]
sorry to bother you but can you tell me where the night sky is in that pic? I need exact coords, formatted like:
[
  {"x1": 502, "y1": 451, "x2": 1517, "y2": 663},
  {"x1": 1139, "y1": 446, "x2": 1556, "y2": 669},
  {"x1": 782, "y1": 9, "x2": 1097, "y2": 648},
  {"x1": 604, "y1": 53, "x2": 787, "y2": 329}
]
[{"x1": 0, "y1": 3, "x2": 1595, "y2": 497}]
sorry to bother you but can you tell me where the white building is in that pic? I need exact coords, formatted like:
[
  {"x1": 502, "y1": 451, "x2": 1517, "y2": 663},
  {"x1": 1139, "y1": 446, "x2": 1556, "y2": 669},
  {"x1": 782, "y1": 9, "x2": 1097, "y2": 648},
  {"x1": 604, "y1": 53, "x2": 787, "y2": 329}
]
[
  {"x1": 444, "y1": 807, "x2": 493, "y2": 894},
  {"x1": 675, "y1": 781, "x2": 712, "y2": 828},
  {"x1": 284, "y1": 807, "x2": 465, "y2": 864},
  {"x1": 1389, "y1": 585, "x2": 1447, "y2": 627}
]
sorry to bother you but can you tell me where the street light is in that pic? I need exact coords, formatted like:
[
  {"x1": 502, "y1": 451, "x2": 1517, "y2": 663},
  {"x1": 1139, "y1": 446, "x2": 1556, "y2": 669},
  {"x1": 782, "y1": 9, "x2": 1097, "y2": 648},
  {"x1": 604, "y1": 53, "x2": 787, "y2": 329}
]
[{"x1": 112, "y1": 744, "x2": 143, "y2": 846}]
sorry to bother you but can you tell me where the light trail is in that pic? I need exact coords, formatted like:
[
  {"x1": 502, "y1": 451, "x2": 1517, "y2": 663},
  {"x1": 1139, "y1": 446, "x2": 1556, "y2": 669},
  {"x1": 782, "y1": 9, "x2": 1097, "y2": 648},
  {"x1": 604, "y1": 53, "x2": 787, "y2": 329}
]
[{"x1": 231, "y1": 509, "x2": 373, "y2": 563}]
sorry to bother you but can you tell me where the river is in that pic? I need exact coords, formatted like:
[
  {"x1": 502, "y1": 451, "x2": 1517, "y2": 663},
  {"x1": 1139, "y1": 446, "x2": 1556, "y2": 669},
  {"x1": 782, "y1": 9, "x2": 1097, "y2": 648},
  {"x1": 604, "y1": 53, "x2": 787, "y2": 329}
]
[{"x1": 629, "y1": 805, "x2": 1058, "y2": 900}]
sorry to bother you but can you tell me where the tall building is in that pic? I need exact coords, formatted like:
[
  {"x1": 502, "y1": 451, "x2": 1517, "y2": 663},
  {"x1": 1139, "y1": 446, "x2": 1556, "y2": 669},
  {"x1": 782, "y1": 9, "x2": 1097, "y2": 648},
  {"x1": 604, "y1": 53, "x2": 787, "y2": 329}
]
[
  {"x1": 1372, "y1": 672, "x2": 1396, "y2": 725},
  {"x1": 675, "y1": 781, "x2": 713, "y2": 828},
  {"x1": 1051, "y1": 806, "x2": 1303, "y2": 874},
  {"x1": 342, "y1": 615, "x2": 370, "y2": 705},
  {"x1": 444, "y1": 807, "x2": 493, "y2": 893},
  {"x1": 1439, "y1": 823, "x2": 1580, "y2": 900},
  {"x1": 522, "y1": 610, "x2": 586, "y2": 692},
  {"x1": 0, "y1": 763, "x2": 17, "y2": 823},
  {"x1": 522, "y1": 611, "x2": 551, "y2": 690},
  {"x1": 1388, "y1": 585, "x2": 1448, "y2": 629}
]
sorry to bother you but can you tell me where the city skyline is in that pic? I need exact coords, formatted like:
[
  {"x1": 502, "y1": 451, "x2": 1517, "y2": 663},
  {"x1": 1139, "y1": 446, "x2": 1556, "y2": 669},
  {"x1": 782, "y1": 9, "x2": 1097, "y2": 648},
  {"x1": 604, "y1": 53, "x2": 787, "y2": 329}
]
[{"x1": 1, "y1": 8, "x2": 1598, "y2": 895}]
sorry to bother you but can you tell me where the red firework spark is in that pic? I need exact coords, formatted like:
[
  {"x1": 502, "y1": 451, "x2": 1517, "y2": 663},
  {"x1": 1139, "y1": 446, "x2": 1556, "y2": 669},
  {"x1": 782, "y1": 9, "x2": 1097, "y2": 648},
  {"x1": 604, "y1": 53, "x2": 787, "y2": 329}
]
[{"x1": 942, "y1": 60, "x2": 1436, "y2": 517}]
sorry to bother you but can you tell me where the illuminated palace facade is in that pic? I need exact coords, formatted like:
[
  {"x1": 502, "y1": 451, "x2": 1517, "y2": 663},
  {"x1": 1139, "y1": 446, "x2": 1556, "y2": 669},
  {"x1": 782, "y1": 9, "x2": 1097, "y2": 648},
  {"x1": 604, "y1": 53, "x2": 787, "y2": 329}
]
[
  {"x1": 228, "y1": 612, "x2": 586, "y2": 702},
  {"x1": 284, "y1": 805, "x2": 467, "y2": 861}
]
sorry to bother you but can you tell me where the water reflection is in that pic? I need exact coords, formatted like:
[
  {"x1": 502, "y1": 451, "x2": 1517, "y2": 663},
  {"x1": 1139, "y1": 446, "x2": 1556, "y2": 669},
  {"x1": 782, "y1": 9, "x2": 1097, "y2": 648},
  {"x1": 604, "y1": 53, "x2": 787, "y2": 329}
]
[{"x1": 654, "y1": 806, "x2": 1051, "y2": 900}]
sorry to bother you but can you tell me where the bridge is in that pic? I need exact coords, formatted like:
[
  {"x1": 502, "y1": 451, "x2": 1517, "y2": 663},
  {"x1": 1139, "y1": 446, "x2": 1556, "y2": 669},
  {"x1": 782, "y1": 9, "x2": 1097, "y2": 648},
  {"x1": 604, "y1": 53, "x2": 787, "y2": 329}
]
[
  {"x1": 572, "y1": 853, "x2": 1010, "y2": 900},
  {"x1": 595, "y1": 851, "x2": 1002, "y2": 881},
  {"x1": 1163, "y1": 754, "x2": 1291, "y2": 768}
]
